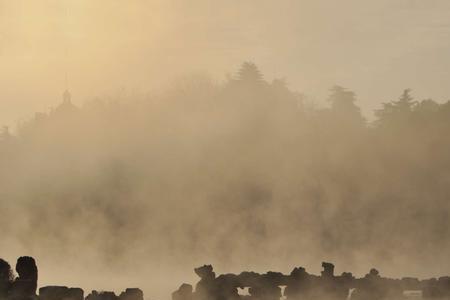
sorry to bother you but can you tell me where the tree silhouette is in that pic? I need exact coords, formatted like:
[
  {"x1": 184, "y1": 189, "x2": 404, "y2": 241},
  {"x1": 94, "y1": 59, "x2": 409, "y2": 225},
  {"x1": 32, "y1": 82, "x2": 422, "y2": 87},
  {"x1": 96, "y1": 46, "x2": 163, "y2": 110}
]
[
  {"x1": 375, "y1": 89, "x2": 417, "y2": 126},
  {"x1": 327, "y1": 85, "x2": 364, "y2": 127},
  {"x1": 395, "y1": 89, "x2": 416, "y2": 112},
  {"x1": 236, "y1": 62, "x2": 263, "y2": 83},
  {"x1": 414, "y1": 99, "x2": 439, "y2": 114}
]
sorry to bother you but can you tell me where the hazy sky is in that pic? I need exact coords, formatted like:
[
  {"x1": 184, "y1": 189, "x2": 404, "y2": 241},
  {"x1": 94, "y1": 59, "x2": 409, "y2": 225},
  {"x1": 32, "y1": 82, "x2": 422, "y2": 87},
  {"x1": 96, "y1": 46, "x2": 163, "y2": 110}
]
[{"x1": 2, "y1": 0, "x2": 450, "y2": 127}]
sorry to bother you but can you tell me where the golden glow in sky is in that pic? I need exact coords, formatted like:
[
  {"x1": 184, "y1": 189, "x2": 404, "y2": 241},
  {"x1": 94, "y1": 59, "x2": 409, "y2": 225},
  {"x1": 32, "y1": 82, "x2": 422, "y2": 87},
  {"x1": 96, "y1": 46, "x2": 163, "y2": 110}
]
[{"x1": 2, "y1": 0, "x2": 450, "y2": 126}]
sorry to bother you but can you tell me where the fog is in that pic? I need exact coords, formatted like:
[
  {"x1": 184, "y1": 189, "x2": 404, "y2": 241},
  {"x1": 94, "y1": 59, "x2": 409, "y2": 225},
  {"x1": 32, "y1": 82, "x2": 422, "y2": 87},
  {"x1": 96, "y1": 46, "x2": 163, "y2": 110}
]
[
  {"x1": 1, "y1": 1, "x2": 450, "y2": 300},
  {"x1": 3, "y1": 1, "x2": 450, "y2": 126}
]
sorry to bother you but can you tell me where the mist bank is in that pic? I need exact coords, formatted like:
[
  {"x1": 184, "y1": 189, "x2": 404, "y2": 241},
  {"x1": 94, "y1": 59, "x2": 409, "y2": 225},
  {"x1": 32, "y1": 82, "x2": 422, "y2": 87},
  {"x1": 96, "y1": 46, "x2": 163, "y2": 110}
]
[{"x1": 1, "y1": 63, "x2": 450, "y2": 297}]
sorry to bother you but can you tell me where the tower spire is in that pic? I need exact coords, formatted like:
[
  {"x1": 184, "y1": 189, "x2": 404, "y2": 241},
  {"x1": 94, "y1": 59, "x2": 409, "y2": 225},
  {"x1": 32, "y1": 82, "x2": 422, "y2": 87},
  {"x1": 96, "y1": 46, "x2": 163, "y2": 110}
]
[{"x1": 63, "y1": 89, "x2": 72, "y2": 104}]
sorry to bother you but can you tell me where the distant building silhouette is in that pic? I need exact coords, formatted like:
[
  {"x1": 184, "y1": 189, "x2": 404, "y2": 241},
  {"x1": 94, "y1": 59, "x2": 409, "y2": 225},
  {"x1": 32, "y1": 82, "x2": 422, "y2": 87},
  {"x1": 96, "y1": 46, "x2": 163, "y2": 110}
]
[{"x1": 54, "y1": 89, "x2": 77, "y2": 115}]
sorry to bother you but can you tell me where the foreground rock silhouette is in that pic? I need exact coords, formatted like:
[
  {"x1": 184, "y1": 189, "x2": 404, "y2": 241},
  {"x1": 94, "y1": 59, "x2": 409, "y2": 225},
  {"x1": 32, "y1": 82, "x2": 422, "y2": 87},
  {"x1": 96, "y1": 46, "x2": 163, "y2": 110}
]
[
  {"x1": 0, "y1": 259, "x2": 14, "y2": 299},
  {"x1": 1, "y1": 256, "x2": 450, "y2": 300},
  {"x1": 174, "y1": 263, "x2": 450, "y2": 300},
  {"x1": 9, "y1": 257, "x2": 38, "y2": 300},
  {"x1": 0, "y1": 257, "x2": 144, "y2": 300},
  {"x1": 39, "y1": 286, "x2": 84, "y2": 300}
]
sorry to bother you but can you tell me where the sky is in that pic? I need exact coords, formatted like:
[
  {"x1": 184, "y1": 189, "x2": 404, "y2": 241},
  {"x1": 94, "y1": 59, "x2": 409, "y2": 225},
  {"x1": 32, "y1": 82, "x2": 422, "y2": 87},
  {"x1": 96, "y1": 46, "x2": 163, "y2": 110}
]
[{"x1": 2, "y1": 0, "x2": 450, "y2": 127}]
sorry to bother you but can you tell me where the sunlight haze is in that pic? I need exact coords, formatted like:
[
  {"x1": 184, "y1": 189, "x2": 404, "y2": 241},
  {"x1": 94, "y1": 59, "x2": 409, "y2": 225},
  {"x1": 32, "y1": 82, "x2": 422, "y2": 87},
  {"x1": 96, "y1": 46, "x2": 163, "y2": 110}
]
[{"x1": 2, "y1": 0, "x2": 450, "y2": 127}]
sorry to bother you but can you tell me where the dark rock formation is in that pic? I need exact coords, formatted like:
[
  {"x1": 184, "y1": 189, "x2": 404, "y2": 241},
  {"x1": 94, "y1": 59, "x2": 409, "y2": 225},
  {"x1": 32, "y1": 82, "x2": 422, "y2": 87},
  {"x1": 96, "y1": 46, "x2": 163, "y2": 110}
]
[
  {"x1": 9, "y1": 256, "x2": 38, "y2": 300},
  {"x1": 0, "y1": 259, "x2": 14, "y2": 299},
  {"x1": 39, "y1": 286, "x2": 83, "y2": 300}
]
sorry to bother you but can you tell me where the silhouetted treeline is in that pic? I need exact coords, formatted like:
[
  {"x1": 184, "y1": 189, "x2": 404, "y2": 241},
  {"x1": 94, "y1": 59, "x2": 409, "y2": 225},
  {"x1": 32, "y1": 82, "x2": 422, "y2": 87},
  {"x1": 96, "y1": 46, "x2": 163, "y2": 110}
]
[{"x1": 1, "y1": 62, "x2": 450, "y2": 272}]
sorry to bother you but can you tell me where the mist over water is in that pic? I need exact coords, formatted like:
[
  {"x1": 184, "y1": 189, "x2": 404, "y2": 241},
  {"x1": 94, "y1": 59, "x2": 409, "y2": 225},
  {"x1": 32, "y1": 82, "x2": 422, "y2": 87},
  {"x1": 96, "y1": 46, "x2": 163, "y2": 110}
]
[
  {"x1": 1, "y1": 66, "x2": 450, "y2": 298},
  {"x1": 1, "y1": 1, "x2": 450, "y2": 299}
]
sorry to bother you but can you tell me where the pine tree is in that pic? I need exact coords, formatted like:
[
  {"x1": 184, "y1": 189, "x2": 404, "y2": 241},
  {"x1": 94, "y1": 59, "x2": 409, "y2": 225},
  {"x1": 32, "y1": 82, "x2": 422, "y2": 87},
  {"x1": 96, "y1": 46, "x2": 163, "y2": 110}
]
[
  {"x1": 327, "y1": 85, "x2": 364, "y2": 126},
  {"x1": 236, "y1": 62, "x2": 263, "y2": 83},
  {"x1": 375, "y1": 89, "x2": 417, "y2": 126},
  {"x1": 396, "y1": 89, "x2": 416, "y2": 113}
]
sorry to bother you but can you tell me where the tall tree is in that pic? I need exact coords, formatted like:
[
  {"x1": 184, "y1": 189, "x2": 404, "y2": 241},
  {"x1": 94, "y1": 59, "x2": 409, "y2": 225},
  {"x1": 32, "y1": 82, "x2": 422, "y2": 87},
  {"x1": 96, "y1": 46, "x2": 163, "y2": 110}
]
[
  {"x1": 375, "y1": 89, "x2": 417, "y2": 126},
  {"x1": 327, "y1": 85, "x2": 364, "y2": 126},
  {"x1": 237, "y1": 62, "x2": 263, "y2": 83}
]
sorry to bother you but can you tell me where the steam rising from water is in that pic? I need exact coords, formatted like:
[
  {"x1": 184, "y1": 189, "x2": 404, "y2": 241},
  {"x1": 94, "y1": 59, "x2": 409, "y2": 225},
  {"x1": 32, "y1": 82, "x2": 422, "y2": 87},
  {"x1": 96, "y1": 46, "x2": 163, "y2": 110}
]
[{"x1": 1, "y1": 70, "x2": 450, "y2": 298}]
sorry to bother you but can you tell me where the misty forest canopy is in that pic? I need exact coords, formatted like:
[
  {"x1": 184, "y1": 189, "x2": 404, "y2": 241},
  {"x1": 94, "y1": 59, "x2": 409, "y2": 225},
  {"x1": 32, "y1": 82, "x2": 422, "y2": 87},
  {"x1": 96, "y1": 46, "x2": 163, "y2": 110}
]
[{"x1": 1, "y1": 62, "x2": 450, "y2": 273}]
